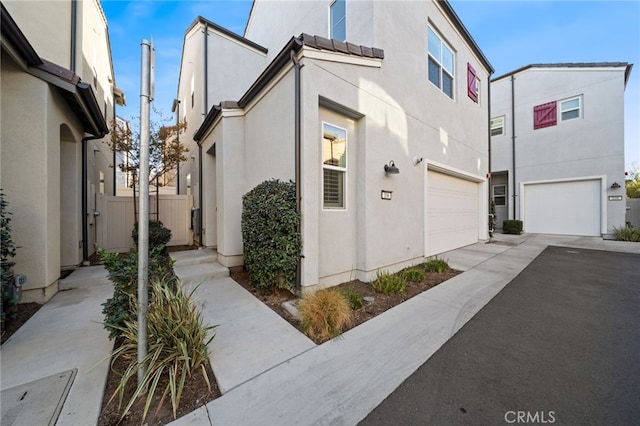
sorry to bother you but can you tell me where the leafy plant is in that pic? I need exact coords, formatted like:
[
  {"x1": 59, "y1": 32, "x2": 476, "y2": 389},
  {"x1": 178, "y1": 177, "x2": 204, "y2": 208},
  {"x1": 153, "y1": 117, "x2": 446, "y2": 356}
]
[
  {"x1": 106, "y1": 279, "x2": 216, "y2": 423},
  {"x1": 241, "y1": 179, "x2": 301, "y2": 293},
  {"x1": 298, "y1": 289, "x2": 353, "y2": 341},
  {"x1": 1, "y1": 189, "x2": 19, "y2": 324},
  {"x1": 340, "y1": 287, "x2": 364, "y2": 310},
  {"x1": 132, "y1": 220, "x2": 172, "y2": 251},
  {"x1": 614, "y1": 225, "x2": 640, "y2": 242},
  {"x1": 371, "y1": 270, "x2": 407, "y2": 294},
  {"x1": 101, "y1": 245, "x2": 178, "y2": 340},
  {"x1": 423, "y1": 257, "x2": 450, "y2": 273},
  {"x1": 402, "y1": 267, "x2": 425, "y2": 283}
]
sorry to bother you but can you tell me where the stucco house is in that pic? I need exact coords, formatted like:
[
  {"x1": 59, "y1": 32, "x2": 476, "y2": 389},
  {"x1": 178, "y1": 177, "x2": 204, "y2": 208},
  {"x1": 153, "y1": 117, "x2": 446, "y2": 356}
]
[
  {"x1": 0, "y1": 1, "x2": 123, "y2": 303},
  {"x1": 175, "y1": 0, "x2": 493, "y2": 293},
  {"x1": 490, "y1": 63, "x2": 631, "y2": 237}
]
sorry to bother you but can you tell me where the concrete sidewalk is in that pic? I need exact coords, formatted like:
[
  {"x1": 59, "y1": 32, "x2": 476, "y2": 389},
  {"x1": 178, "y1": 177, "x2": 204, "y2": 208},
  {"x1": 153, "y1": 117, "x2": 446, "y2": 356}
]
[{"x1": 1, "y1": 234, "x2": 638, "y2": 425}]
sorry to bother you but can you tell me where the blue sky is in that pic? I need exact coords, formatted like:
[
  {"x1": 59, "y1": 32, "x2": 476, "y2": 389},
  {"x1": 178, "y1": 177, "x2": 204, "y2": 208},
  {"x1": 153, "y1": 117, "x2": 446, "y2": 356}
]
[{"x1": 102, "y1": 0, "x2": 640, "y2": 171}]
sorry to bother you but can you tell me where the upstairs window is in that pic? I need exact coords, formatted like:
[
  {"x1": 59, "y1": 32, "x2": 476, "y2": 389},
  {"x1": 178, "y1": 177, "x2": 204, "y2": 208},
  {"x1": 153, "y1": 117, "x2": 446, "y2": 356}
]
[
  {"x1": 428, "y1": 26, "x2": 455, "y2": 99},
  {"x1": 491, "y1": 116, "x2": 505, "y2": 136},
  {"x1": 560, "y1": 96, "x2": 581, "y2": 121},
  {"x1": 322, "y1": 122, "x2": 347, "y2": 209},
  {"x1": 330, "y1": 0, "x2": 346, "y2": 42}
]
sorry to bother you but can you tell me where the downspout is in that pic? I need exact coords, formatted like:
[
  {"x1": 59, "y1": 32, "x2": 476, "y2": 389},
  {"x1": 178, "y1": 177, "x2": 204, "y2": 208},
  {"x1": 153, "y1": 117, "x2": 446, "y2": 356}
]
[
  {"x1": 70, "y1": 0, "x2": 77, "y2": 72},
  {"x1": 290, "y1": 49, "x2": 303, "y2": 295},
  {"x1": 112, "y1": 98, "x2": 116, "y2": 195},
  {"x1": 82, "y1": 133, "x2": 106, "y2": 264},
  {"x1": 510, "y1": 75, "x2": 517, "y2": 220},
  {"x1": 487, "y1": 73, "x2": 492, "y2": 236}
]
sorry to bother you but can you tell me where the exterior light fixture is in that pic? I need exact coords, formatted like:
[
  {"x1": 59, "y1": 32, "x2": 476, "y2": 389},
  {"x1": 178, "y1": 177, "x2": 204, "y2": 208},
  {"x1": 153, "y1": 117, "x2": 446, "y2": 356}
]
[
  {"x1": 610, "y1": 182, "x2": 621, "y2": 189},
  {"x1": 384, "y1": 160, "x2": 399, "y2": 174}
]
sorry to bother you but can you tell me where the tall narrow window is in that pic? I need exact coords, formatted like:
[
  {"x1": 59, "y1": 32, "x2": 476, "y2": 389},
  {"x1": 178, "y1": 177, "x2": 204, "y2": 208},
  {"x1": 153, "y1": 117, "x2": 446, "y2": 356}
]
[
  {"x1": 190, "y1": 75, "x2": 195, "y2": 109},
  {"x1": 428, "y1": 26, "x2": 455, "y2": 99},
  {"x1": 492, "y1": 184, "x2": 506, "y2": 206},
  {"x1": 330, "y1": 0, "x2": 346, "y2": 42},
  {"x1": 322, "y1": 122, "x2": 347, "y2": 209}
]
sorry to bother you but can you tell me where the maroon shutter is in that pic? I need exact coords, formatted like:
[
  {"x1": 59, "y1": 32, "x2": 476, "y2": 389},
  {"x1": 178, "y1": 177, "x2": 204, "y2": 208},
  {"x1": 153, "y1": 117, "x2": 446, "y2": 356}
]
[
  {"x1": 533, "y1": 101, "x2": 557, "y2": 129},
  {"x1": 467, "y1": 63, "x2": 478, "y2": 102}
]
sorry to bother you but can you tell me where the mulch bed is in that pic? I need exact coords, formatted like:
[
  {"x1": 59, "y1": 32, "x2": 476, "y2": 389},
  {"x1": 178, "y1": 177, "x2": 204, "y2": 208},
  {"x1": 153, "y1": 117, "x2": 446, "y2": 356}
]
[
  {"x1": 1, "y1": 302, "x2": 42, "y2": 345},
  {"x1": 230, "y1": 267, "x2": 461, "y2": 344}
]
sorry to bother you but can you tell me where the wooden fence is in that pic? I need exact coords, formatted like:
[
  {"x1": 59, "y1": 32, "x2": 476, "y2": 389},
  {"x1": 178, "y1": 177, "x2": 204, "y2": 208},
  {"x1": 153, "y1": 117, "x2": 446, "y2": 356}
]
[{"x1": 96, "y1": 194, "x2": 193, "y2": 253}]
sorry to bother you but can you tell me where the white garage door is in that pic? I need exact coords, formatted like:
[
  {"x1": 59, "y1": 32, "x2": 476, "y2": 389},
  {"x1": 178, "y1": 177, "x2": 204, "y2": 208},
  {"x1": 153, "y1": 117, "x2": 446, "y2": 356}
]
[
  {"x1": 427, "y1": 171, "x2": 479, "y2": 256},
  {"x1": 523, "y1": 180, "x2": 601, "y2": 236}
]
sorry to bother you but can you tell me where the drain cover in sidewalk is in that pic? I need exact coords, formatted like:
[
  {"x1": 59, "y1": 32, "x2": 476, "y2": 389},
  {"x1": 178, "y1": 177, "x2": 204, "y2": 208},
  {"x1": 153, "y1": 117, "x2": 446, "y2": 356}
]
[{"x1": 1, "y1": 369, "x2": 77, "y2": 426}]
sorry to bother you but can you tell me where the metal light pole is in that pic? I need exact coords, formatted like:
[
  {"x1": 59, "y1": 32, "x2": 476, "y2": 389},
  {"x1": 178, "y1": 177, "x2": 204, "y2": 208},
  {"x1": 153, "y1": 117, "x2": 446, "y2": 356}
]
[{"x1": 137, "y1": 38, "x2": 152, "y2": 385}]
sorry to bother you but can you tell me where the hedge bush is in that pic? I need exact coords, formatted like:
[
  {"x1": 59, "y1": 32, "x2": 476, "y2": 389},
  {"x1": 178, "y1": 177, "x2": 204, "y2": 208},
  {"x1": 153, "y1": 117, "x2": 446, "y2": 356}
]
[
  {"x1": 503, "y1": 220, "x2": 523, "y2": 235},
  {"x1": 1, "y1": 190, "x2": 19, "y2": 325},
  {"x1": 241, "y1": 179, "x2": 301, "y2": 292},
  {"x1": 132, "y1": 220, "x2": 172, "y2": 252}
]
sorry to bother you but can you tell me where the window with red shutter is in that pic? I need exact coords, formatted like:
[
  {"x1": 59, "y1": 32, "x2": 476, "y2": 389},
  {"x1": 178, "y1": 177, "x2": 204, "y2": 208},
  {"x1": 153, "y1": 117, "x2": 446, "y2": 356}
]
[
  {"x1": 467, "y1": 63, "x2": 478, "y2": 102},
  {"x1": 533, "y1": 101, "x2": 557, "y2": 129}
]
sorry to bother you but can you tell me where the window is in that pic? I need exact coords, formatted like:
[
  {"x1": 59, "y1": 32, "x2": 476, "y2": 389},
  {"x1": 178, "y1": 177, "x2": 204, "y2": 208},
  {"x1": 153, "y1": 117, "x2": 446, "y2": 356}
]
[
  {"x1": 467, "y1": 63, "x2": 478, "y2": 102},
  {"x1": 533, "y1": 101, "x2": 557, "y2": 129},
  {"x1": 491, "y1": 116, "x2": 504, "y2": 136},
  {"x1": 322, "y1": 122, "x2": 347, "y2": 209},
  {"x1": 492, "y1": 184, "x2": 506, "y2": 206},
  {"x1": 186, "y1": 173, "x2": 192, "y2": 196},
  {"x1": 330, "y1": 0, "x2": 346, "y2": 41},
  {"x1": 190, "y1": 75, "x2": 195, "y2": 109},
  {"x1": 99, "y1": 171, "x2": 105, "y2": 194},
  {"x1": 428, "y1": 26, "x2": 455, "y2": 99},
  {"x1": 560, "y1": 96, "x2": 581, "y2": 121}
]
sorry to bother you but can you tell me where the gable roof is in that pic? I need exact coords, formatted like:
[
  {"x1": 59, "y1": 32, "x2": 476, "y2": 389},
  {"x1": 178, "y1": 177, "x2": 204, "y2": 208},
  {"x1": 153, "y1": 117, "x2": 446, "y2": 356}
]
[
  {"x1": 1, "y1": 2, "x2": 109, "y2": 136},
  {"x1": 492, "y1": 62, "x2": 633, "y2": 86},
  {"x1": 186, "y1": 15, "x2": 268, "y2": 54},
  {"x1": 194, "y1": 33, "x2": 385, "y2": 142}
]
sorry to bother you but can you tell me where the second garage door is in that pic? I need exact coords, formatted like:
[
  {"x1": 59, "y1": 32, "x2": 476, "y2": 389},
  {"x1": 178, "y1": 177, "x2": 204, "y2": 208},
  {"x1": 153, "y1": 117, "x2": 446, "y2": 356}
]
[
  {"x1": 523, "y1": 179, "x2": 601, "y2": 236},
  {"x1": 427, "y1": 171, "x2": 479, "y2": 256}
]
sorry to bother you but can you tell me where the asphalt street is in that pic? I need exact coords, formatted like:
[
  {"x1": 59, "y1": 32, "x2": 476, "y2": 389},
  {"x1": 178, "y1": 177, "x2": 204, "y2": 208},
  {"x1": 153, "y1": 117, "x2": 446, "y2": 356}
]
[{"x1": 360, "y1": 246, "x2": 640, "y2": 425}]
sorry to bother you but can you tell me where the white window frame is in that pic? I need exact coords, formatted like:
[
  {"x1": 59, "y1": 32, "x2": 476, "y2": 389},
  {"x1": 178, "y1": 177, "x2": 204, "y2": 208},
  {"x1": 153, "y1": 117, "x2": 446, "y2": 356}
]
[
  {"x1": 560, "y1": 95, "x2": 582, "y2": 121},
  {"x1": 322, "y1": 121, "x2": 347, "y2": 210},
  {"x1": 492, "y1": 184, "x2": 507, "y2": 206},
  {"x1": 428, "y1": 25, "x2": 455, "y2": 99},
  {"x1": 491, "y1": 116, "x2": 505, "y2": 136},
  {"x1": 329, "y1": 0, "x2": 346, "y2": 42}
]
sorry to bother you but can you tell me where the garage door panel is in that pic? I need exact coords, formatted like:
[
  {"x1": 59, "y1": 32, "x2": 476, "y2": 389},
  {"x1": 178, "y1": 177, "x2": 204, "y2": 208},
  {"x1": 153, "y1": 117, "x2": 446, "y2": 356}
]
[
  {"x1": 427, "y1": 171, "x2": 479, "y2": 256},
  {"x1": 524, "y1": 180, "x2": 600, "y2": 236}
]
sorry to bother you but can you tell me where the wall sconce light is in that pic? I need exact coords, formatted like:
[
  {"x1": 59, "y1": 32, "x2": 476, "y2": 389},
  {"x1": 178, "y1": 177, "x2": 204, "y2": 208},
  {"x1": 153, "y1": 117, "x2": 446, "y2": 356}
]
[
  {"x1": 610, "y1": 182, "x2": 621, "y2": 189},
  {"x1": 384, "y1": 160, "x2": 399, "y2": 174},
  {"x1": 413, "y1": 157, "x2": 424, "y2": 166}
]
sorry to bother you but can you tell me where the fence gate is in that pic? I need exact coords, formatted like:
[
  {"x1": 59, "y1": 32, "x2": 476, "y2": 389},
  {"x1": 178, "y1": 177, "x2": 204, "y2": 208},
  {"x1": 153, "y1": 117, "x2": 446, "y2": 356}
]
[{"x1": 96, "y1": 194, "x2": 193, "y2": 253}]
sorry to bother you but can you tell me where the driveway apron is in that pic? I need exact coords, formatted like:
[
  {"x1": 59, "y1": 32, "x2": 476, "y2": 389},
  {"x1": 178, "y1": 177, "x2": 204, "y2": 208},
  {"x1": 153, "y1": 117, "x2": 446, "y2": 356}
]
[{"x1": 361, "y1": 246, "x2": 640, "y2": 425}]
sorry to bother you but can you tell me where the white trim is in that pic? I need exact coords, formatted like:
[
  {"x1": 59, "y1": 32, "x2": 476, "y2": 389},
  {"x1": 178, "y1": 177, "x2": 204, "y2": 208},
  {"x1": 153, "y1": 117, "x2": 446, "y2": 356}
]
[
  {"x1": 206, "y1": 26, "x2": 268, "y2": 57},
  {"x1": 426, "y1": 160, "x2": 485, "y2": 183},
  {"x1": 559, "y1": 94, "x2": 582, "y2": 121},
  {"x1": 302, "y1": 47, "x2": 382, "y2": 68},
  {"x1": 519, "y1": 175, "x2": 606, "y2": 235}
]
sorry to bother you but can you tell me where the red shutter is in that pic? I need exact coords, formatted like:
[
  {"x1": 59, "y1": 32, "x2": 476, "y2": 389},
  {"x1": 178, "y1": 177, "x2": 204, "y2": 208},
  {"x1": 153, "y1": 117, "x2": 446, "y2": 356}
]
[
  {"x1": 467, "y1": 63, "x2": 478, "y2": 102},
  {"x1": 533, "y1": 101, "x2": 557, "y2": 129}
]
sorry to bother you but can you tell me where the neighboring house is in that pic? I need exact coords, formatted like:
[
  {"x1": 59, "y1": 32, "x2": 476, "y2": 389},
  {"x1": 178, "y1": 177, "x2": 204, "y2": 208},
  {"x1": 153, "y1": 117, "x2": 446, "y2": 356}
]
[
  {"x1": 0, "y1": 1, "x2": 123, "y2": 303},
  {"x1": 175, "y1": 0, "x2": 493, "y2": 292},
  {"x1": 490, "y1": 63, "x2": 631, "y2": 237}
]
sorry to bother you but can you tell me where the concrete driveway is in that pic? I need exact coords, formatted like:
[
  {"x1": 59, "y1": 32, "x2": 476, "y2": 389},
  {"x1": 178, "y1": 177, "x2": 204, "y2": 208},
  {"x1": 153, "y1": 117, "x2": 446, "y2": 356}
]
[{"x1": 361, "y1": 245, "x2": 640, "y2": 425}]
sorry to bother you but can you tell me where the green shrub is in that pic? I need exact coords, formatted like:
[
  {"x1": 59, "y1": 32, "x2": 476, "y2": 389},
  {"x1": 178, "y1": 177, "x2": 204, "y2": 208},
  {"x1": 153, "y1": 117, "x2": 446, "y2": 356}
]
[
  {"x1": 402, "y1": 267, "x2": 425, "y2": 283},
  {"x1": 340, "y1": 287, "x2": 364, "y2": 310},
  {"x1": 298, "y1": 289, "x2": 352, "y2": 341},
  {"x1": 106, "y1": 279, "x2": 216, "y2": 424},
  {"x1": 132, "y1": 220, "x2": 172, "y2": 252},
  {"x1": 614, "y1": 225, "x2": 640, "y2": 242},
  {"x1": 241, "y1": 179, "x2": 301, "y2": 292},
  {"x1": 101, "y1": 245, "x2": 178, "y2": 340},
  {"x1": 503, "y1": 219, "x2": 523, "y2": 235},
  {"x1": 423, "y1": 257, "x2": 450, "y2": 273},
  {"x1": 371, "y1": 270, "x2": 406, "y2": 294},
  {"x1": 1, "y1": 190, "x2": 19, "y2": 324}
]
